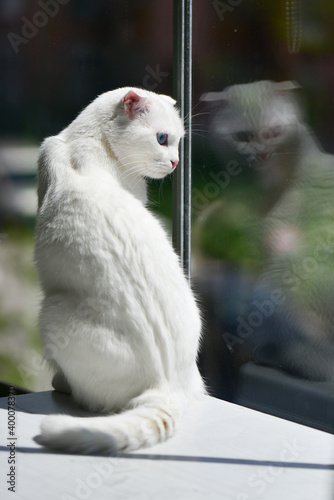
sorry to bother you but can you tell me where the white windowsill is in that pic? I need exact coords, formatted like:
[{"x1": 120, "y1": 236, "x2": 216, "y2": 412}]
[{"x1": 0, "y1": 391, "x2": 333, "y2": 499}]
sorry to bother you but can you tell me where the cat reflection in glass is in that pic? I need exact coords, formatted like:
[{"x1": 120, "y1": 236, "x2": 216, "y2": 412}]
[
  {"x1": 201, "y1": 80, "x2": 311, "y2": 213},
  {"x1": 201, "y1": 81, "x2": 334, "y2": 382}
]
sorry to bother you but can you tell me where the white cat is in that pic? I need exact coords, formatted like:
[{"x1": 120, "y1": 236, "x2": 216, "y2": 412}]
[{"x1": 34, "y1": 87, "x2": 205, "y2": 454}]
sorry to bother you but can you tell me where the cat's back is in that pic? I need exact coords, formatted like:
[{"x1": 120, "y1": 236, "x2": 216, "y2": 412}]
[
  {"x1": 37, "y1": 166, "x2": 201, "y2": 388},
  {"x1": 37, "y1": 167, "x2": 198, "y2": 327},
  {"x1": 37, "y1": 170, "x2": 177, "y2": 281}
]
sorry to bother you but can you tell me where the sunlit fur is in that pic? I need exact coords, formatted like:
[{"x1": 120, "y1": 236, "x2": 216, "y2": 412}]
[{"x1": 35, "y1": 87, "x2": 204, "y2": 454}]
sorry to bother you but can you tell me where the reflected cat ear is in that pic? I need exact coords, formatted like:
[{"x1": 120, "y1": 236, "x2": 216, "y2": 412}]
[
  {"x1": 200, "y1": 91, "x2": 227, "y2": 102},
  {"x1": 273, "y1": 81, "x2": 301, "y2": 91},
  {"x1": 122, "y1": 90, "x2": 150, "y2": 118}
]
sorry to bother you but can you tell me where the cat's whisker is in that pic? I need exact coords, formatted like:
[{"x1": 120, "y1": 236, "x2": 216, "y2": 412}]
[
  {"x1": 189, "y1": 112, "x2": 212, "y2": 121},
  {"x1": 191, "y1": 132, "x2": 208, "y2": 139},
  {"x1": 190, "y1": 128, "x2": 210, "y2": 136},
  {"x1": 116, "y1": 153, "x2": 143, "y2": 163},
  {"x1": 182, "y1": 125, "x2": 210, "y2": 138},
  {"x1": 119, "y1": 165, "x2": 158, "y2": 190},
  {"x1": 183, "y1": 101, "x2": 205, "y2": 123},
  {"x1": 191, "y1": 125, "x2": 209, "y2": 130},
  {"x1": 119, "y1": 170, "x2": 144, "y2": 185}
]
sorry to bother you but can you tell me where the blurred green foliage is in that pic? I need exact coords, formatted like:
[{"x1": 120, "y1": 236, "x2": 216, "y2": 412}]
[{"x1": 0, "y1": 225, "x2": 40, "y2": 392}]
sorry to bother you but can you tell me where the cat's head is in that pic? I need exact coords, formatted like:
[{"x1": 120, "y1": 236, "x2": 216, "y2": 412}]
[
  {"x1": 201, "y1": 81, "x2": 301, "y2": 162},
  {"x1": 94, "y1": 88, "x2": 184, "y2": 180}
]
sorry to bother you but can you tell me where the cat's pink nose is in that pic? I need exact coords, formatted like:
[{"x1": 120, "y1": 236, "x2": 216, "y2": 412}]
[{"x1": 171, "y1": 160, "x2": 179, "y2": 169}]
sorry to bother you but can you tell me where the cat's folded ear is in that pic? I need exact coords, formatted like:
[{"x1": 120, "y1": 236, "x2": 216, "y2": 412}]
[
  {"x1": 122, "y1": 90, "x2": 150, "y2": 119},
  {"x1": 200, "y1": 91, "x2": 227, "y2": 103},
  {"x1": 273, "y1": 81, "x2": 300, "y2": 91}
]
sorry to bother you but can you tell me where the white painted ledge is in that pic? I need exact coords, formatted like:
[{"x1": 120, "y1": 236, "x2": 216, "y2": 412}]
[{"x1": 0, "y1": 391, "x2": 333, "y2": 499}]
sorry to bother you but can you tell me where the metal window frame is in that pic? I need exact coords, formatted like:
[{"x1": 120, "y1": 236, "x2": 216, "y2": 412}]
[{"x1": 172, "y1": 0, "x2": 192, "y2": 281}]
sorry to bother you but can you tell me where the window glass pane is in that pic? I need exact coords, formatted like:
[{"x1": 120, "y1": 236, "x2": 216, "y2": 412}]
[{"x1": 192, "y1": 0, "x2": 334, "y2": 432}]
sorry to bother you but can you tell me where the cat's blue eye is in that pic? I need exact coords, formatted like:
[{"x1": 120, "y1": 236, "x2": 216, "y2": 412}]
[{"x1": 157, "y1": 132, "x2": 168, "y2": 146}]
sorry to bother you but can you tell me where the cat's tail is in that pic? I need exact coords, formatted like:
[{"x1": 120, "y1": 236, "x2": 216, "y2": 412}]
[{"x1": 38, "y1": 392, "x2": 183, "y2": 454}]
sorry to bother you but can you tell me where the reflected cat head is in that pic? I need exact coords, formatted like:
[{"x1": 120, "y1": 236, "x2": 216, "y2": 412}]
[{"x1": 201, "y1": 80, "x2": 302, "y2": 162}]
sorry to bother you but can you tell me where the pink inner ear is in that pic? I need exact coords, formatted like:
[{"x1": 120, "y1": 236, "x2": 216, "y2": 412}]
[
  {"x1": 123, "y1": 90, "x2": 141, "y2": 104},
  {"x1": 123, "y1": 90, "x2": 143, "y2": 117}
]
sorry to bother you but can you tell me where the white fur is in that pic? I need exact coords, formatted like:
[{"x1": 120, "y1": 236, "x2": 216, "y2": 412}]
[{"x1": 35, "y1": 87, "x2": 204, "y2": 454}]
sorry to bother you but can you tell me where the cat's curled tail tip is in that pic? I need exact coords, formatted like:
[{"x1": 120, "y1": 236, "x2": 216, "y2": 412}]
[{"x1": 38, "y1": 415, "x2": 118, "y2": 455}]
